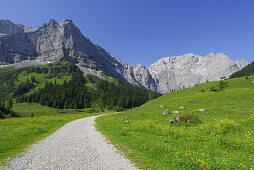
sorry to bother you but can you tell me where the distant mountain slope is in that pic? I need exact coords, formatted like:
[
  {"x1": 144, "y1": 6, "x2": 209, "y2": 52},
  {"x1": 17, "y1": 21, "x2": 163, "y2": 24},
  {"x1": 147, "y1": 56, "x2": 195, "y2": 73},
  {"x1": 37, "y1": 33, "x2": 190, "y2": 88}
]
[
  {"x1": 0, "y1": 61, "x2": 160, "y2": 111},
  {"x1": 0, "y1": 19, "x2": 248, "y2": 93},
  {"x1": 148, "y1": 53, "x2": 248, "y2": 93},
  {"x1": 230, "y1": 61, "x2": 254, "y2": 78},
  {"x1": 0, "y1": 19, "x2": 157, "y2": 92},
  {"x1": 0, "y1": 19, "x2": 32, "y2": 34}
]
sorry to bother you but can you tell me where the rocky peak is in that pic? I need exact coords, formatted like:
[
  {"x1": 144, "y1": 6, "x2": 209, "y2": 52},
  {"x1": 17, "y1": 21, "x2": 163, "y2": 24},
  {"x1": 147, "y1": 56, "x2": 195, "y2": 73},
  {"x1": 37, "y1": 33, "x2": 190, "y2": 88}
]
[
  {"x1": 205, "y1": 52, "x2": 215, "y2": 58},
  {"x1": 0, "y1": 19, "x2": 249, "y2": 94},
  {"x1": 0, "y1": 19, "x2": 25, "y2": 34},
  {"x1": 148, "y1": 53, "x2": 248, "y2": 93}
]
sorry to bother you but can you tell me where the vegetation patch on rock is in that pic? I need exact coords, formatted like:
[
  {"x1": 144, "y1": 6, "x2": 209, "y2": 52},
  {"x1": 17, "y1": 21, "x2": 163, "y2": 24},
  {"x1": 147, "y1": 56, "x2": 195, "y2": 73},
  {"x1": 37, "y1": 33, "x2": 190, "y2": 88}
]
[{"x1": 171, "y1": 114, "x2": 202, "y2": 125}]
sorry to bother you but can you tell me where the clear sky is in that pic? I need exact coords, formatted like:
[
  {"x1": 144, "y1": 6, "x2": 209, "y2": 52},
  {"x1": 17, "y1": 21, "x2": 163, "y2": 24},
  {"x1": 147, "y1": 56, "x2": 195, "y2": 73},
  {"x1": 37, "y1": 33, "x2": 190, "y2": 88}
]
[{"x1": 0, "y1": 0, "x2": 253, "y2": 67}]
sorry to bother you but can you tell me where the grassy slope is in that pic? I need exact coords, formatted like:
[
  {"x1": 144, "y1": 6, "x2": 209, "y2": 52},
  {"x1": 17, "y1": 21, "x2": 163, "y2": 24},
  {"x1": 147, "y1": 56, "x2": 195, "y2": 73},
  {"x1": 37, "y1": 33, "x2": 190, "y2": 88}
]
[
  {"x1": 13, "y1": 103, "x2": 95, "y2": 117},
  {"x1": 0, "y1": 103, "x2": 105, "y2": 165},
  {"x1": 0, "y1": 61, "x2": 73, "y2": 97},
  {"x1": 14, "y1": 62, "x2": 73, "y2": 95},
  {"x1": 96, "y1": 76, "x2": 254, "y2": 169},
  {"x1": 15, "y1": 72, "x2": 71, "y2": 95}
]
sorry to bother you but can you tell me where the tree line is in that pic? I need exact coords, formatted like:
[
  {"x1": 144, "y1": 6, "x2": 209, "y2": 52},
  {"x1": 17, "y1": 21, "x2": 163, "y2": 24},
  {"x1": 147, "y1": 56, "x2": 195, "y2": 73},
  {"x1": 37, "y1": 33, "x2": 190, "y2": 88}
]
[
  {"x1": 0, "y1": 97, "x2": 18, "y2": 118},
  {"x1": 16, "y1": 66, "x2": 160, "y2": 111}
]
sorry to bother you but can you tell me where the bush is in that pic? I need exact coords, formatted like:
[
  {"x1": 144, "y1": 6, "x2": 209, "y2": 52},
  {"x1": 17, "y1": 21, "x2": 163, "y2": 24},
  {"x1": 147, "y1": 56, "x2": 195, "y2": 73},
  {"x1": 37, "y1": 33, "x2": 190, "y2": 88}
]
[
  {"x1": 210, "y1": 86, "x2": 219, "y2": 92},
  {"x1": 218, "y1": 81, "x2": 228, "y2": 91},
  {"x1": 210, "y1": 81, "x2": 228, "y2": 92},
  {"x1": 172, "y1": 114, "x2": 202, "y2": 125}
]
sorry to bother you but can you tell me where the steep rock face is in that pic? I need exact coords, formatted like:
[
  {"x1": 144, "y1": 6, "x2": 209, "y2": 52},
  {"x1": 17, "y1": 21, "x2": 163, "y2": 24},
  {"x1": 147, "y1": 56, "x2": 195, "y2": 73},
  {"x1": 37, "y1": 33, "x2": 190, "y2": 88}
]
[
  {"x1": 0, "y1": 19, "x2": 248, "y2": 93},
  {"x1": 148, "y1": 53, "x2": 248, "y2": 93},
  {"x1": 0, "y1": 20, "x2": 32, "y2": 34},
  {"x1": 0, "y1": 19, "x2": 156, "y2": 91},
  {"x1": 0, "y1": 20, "x2": 24, "y2": 34}
]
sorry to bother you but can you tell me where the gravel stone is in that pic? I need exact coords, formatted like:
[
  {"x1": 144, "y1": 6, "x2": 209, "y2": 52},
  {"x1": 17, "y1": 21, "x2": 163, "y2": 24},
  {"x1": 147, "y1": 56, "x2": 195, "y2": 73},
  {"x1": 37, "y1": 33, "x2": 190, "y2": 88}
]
[{"x1": 2, "y1": 115, "x2": 137, "y2": 170}]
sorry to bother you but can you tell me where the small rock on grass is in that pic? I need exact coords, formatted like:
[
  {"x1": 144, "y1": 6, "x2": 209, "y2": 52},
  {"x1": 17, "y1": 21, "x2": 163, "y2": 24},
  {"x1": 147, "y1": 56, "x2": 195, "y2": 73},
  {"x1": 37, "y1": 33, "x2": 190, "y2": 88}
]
[
  {"x1": 175, "y1": 116, "x2": 180, "y2": 121},
  {"x1": 170, "y1": 119, "x2": 175, "y2": 124},
  {"x1": 173, "y1": 111, "x2": 180, "y2": 114},
  {"x1": 163, "y1": 110, "x2": 170, "y2": 115}
]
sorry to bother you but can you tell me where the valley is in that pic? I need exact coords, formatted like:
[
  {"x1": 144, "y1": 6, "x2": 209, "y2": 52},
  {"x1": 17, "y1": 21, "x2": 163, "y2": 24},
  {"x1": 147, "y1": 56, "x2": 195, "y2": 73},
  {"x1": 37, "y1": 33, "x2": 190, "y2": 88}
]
[{"x1": 0, "y1": 17, "x2": 253, "y2": 169}]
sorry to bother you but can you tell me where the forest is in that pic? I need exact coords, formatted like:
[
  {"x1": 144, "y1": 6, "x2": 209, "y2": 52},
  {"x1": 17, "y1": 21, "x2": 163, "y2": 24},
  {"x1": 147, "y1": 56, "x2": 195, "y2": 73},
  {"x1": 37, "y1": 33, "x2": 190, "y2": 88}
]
[
  {"x1": 16, "y1": 71, "x2": 160, "y2": 111},
  {"x1": 0, "y1": 96, "x2": 19, "y2": 118},
  {"x1": 0, "y1": 61, "x2": 161, "y2": 113}
]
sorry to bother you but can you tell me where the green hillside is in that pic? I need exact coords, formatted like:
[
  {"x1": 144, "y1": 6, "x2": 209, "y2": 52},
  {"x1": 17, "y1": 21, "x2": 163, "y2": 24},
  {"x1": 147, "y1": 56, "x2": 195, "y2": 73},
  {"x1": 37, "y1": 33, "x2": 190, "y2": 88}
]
[
  {"x1": 0, "y1": 61, "x2": 160, "y2": 116},
  {"x1": 0, "y1": 61, "x2": 74, "y2": 98},
  {"x1": 96, "y1": 76, "x2": 254, "y2": 169}
]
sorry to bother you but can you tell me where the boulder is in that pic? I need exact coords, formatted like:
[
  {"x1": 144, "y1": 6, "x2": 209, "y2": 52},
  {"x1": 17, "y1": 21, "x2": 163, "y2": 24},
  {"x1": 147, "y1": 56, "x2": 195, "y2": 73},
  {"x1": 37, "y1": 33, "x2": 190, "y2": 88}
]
[
  {"x1": 175, "y1": 116, "x2": 180, "y2": 121},
  {"x1": 180, "y1": 106, "x2": 184, "y2": 109},
  {"x1": 198, "y1": 109, "x2": 206, "y2": 112},
  {"x1": 119, "y1": 119, "x2": 124, "y2": 121},
  {"x1": 160, "y1": 105, "x2": 164, "y2": 108},
  {"x1": 163, "y1": 110, "x2": 170, "y2": 115},
  {"x1": 173, "y1": 111, "x2": 180, "y2": 114},
  {"x1": 170, "y1": 119, "x2": 175, "y2": 124}
]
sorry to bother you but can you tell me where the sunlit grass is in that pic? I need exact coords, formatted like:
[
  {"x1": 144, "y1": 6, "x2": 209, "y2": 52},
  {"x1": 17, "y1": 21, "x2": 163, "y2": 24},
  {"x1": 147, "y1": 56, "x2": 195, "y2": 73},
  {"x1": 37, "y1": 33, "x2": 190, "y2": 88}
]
[
  {"x1": 15, "y1": 71, "x2": 72, "y2": 95},
  {"x1": 13, "y1": 103, "x2": 96, "y2": 117},
  {"x1": 0, "y1": 103, "x2": 105, "y2": 165},
  {"x1": 96, "y1": 76, "x2": 254, "y2": 169}
]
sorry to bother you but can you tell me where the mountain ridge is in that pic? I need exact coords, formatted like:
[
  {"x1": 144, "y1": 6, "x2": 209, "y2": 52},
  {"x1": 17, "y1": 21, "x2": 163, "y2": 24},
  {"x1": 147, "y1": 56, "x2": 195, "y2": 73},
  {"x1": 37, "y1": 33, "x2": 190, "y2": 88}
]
[{"x1": 0, "y1": 19, "x2": 248, "y2": 93}]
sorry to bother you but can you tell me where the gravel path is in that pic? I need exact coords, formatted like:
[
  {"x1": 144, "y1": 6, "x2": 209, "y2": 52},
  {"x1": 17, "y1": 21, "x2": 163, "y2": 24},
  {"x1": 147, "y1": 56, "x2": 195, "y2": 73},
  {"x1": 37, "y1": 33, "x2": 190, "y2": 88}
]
[{"x1": 2, "y1": 115, "x2": 137, "y2": 170}]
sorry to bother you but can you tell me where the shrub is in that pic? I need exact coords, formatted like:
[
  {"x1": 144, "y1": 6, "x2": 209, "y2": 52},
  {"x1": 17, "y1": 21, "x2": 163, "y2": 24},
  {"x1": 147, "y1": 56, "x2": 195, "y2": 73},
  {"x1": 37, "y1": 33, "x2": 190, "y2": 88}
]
[
  {"x1": 172, "y1": 114, "x2": 202, "y2": 125},
  {"x1": 210, "y1": 86, "x2": 219, "y2": 92},
  {"x1": 218, "y1": 81, "x2": 228, "y2": 90}
]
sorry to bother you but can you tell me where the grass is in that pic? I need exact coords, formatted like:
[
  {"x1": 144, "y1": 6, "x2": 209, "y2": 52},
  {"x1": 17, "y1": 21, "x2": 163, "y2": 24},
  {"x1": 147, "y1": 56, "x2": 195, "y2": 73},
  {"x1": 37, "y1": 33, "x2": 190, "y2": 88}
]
[
  {"x1": 13, "y1": 103, "x2": 98, "y2": 117},
  {"x1": 14, "y1": 68, "x2": 72, "y2": 95},
  {"x1": 96, "y1": 76, "x2": 254, "y2": 169},
  {"x1": 0, "y1": 61, "x2": 75, "y2": 97},
  {"x1": 101, "y1": 72, "x2": 119, "y2": 85},
  {"x1": 0, "y1": 103, "x2": 107, "y2": 166}
]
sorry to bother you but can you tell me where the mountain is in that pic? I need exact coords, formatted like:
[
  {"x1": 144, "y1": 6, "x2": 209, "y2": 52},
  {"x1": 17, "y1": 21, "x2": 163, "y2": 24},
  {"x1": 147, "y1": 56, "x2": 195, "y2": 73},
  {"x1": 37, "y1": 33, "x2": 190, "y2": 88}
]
[
  {"x1": 0, "y1": 19, "x2": 248, "y2": 93},
  {"x1": 0, "y1": 19, "x2": 32, "y2": 35},
  {"x1": 149, "y1": 53, "x2": 248, "y2": 93},
  {"x1": 230, "y1": 60, "x2": 254, "y2": 78},
  {"x1": 0, "y1": 19, "x2": 157, "y2": 92}
]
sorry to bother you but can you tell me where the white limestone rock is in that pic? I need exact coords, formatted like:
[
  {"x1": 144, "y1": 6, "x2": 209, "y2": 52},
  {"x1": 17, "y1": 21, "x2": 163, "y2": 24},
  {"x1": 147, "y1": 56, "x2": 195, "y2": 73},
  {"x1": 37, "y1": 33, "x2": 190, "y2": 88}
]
[{"x1": 0, "y1": 19, "x2": 248, "y2": 94}]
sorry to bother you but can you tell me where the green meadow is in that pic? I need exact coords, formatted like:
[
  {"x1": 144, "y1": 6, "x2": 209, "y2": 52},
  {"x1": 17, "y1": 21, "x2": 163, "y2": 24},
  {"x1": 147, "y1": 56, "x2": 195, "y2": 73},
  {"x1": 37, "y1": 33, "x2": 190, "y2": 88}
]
[
  {"x1": 0, "y1": 103, "x2": 104, "y2": 165},
  {"x1": 96, "y1": 76, "x2": 254, "y2": 169}
]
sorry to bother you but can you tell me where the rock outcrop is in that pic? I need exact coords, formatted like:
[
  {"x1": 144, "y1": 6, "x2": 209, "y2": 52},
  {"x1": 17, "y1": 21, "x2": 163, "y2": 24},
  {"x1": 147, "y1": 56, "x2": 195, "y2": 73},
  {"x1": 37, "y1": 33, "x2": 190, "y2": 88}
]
[
  {"x1": 0, "y1": 20, "x2": 32, "y2": 34},
  {"x1": 148, "y1": 53, "x2": 248, "y2": 93},
  {"x1": 0, "y1": 19, "x2": 248, "y2": 93}
]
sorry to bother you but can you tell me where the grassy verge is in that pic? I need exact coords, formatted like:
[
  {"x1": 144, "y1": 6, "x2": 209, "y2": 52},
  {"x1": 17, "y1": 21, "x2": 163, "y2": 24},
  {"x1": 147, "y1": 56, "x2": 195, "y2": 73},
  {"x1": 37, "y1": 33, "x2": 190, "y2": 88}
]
[
  {"x1": 0, "y1": 103, "x2": 106, "y2": 166},
  {"x1": 96, "y1": 76, "x2": 254, "y2": 169},
  {"x1": 13, "y1": 103, "x2": 97, "y2": 117}
]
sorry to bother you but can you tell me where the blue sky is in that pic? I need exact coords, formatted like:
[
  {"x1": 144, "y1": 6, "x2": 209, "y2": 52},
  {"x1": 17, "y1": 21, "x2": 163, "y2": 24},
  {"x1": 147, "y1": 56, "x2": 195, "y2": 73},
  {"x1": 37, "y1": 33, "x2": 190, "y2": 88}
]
[{"x1": 0, "y1": 0, "x2": 253, "y2": 67}]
